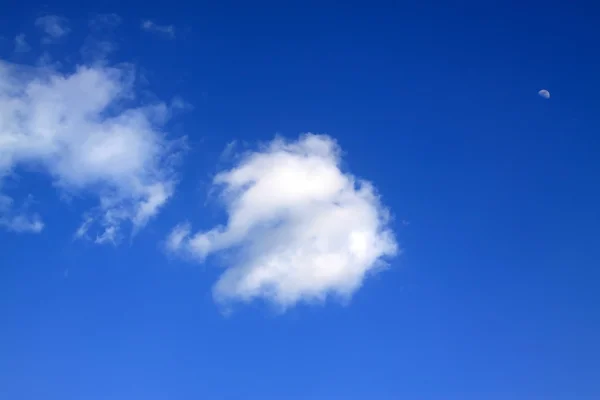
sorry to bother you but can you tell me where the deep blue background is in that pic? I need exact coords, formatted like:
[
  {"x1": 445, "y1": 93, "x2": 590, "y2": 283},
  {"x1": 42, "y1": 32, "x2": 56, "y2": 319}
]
[{"x1": 1, "y1": 1, "x2": 599, "y2": 399}]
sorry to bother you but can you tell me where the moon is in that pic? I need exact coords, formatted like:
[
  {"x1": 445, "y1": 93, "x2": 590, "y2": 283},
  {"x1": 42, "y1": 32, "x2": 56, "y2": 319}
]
[{"x1": 538, "y1": 89, "x2": 550, "y2": 99}]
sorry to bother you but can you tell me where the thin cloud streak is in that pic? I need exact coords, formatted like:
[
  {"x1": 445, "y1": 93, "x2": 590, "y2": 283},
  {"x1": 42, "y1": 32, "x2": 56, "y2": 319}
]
[{"x1": 141, "y1": 20, "x2": 175, "y2": 38}]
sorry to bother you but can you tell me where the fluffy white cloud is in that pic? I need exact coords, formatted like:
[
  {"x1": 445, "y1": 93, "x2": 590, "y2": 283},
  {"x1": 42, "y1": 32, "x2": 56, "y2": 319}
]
[
  {"x1": 35, "y1": 15, "x2": 70, "y2": 42},
  {"x1": 167, "y1": 134, "x2": 398, "y2": 308},
  {"x1": 0, "y1": 60, "x2": 182, "y2": 242},
  {"x1": 141, "y1": 20, "x2": 175, "y2": 38}
]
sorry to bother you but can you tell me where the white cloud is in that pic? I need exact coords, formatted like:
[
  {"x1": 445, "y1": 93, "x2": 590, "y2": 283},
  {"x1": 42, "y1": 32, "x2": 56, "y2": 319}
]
[
  {"x1": 0, "y1": 194, "x2": 43, "y2": 233},
  {"x1": 35, "y1": 15, "x2": 70, "y2": 42},
  {"x1": 141, "y1": 20, "x2": 175, "y2": 38},
  {"x1": 14, "y1": 34, "x2": 31, "y2": 53},
  {"x1": 166, "y1": 222, "x2": 191, "y2": 252},
  {"x1": 167, "y1": 134, "x2": 398, "y2": 309},
  {"x1": 0, "y1": 213, "x2": 44, "y2": 233},
  {"x1": 0, "y1": 60, "x2": 183, "y2": 242}
]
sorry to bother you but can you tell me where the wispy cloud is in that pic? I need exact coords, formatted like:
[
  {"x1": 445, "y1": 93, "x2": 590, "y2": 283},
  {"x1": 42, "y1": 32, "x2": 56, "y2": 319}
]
[
  {"x1": 167, "y1": 134, "x2": 398, "y2": 309},
  {"x1": 80, "y1": 39, "x2": 117, "y2": 63},
  {"x1": 0, "y1": 60, "x2": 185, "y2": 243},
  {"x1": 0, "y1": 195, "x2": 43, "y2": 233},
  {"x1": 14, "y1": 34, "x2": 30, "y2": 53},
  {"x1": 89, "y1": 13, "x2": 122, "y2": 31},
  {"x1": 82, "y1": 14, "x2": 122, "y2": 63},
  {"x1": 35, "y1": 15, "x2": 70, "y2": 42},
  {"x1": 141, "y1": 20, "x2": 175, "y2": 38}
]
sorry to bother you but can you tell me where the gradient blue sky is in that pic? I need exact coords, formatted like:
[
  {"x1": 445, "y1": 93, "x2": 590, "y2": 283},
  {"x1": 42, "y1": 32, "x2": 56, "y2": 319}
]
[{"x1": 1, "y1": 1, "x2": 599, "y2": 399}]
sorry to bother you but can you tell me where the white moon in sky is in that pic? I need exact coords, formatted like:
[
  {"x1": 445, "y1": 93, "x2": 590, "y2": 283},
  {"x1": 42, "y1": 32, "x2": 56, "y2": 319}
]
[{"x1": 538, "y1": 89, "x2": 550, "y2": 99}]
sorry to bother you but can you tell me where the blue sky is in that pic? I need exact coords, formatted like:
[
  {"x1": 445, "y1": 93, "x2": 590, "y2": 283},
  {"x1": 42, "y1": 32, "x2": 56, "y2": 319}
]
[{"x1": 1, "y1": 1, "x2": 599, "y2": 399}]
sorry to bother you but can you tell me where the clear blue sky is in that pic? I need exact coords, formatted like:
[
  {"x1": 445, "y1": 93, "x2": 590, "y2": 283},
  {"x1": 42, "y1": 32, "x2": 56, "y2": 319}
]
[{"x1": 1, "y1": 1, "x2": 599, "y2": 399}]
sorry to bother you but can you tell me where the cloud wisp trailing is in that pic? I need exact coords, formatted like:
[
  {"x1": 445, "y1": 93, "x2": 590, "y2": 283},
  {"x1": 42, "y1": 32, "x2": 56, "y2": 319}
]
[
  {"x1": 14, "y1": 34, "x2": 31, "y2": 53},
  {"x1": 82, "y1": 14, "x2": 123, "y2": 63},
  {"x1": 0, "y1": 194, "x2": 43, "y2": 233},
  {"x1": 35, "y1": 15, "x2": 70, "y2": 42},
  {"x1": 89, "y1": 13, "x2": 122, "y2": 31},
  {"x1": 167, "y1": 134, "x2": 398, "y2": 309},
  {"x1": 141, "y1": 20, "x2": 175, "y2": 38},
  {"x1": 0, "y1": 60, "x2": 183, "y2": 242}
]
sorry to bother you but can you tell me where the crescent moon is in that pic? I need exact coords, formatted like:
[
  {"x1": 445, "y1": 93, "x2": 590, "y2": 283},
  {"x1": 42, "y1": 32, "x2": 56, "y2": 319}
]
[{"x1": 538, "y1": 89, "x2": 550, "y2": 99}]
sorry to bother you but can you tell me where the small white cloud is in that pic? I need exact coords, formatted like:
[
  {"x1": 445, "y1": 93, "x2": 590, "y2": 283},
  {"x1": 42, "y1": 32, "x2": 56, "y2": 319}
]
[
  {"x1": 0, "y1": 60, "x2": 184, "y2": 242},
  {"x1": 74, "y1": 216, "x2": 94, "y2": 240},
  {"x1": 0, "y1": 214, "x2": 44, "y2": 233},
  {"x1": 141, "y1": 20, "x2": 175, "y2": 38},
  {"x1": 35, "y1": 15, "x2": 70, "y2": 42},
  {"x1": 14, "y1": 34, "x2": 31, "y2": 53},
  {"x1": 165, "y1": 222, "x2": 191, "y2": 252},
  {"x1": 95, "y1": 225, "x2": 118, "y2": 245},
  {"x1": 168, "y1": 134, "x2": 398, "y2": 309},
  {"x1": 0, "y1": 195, "x2": 44, "y2": 233}
]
